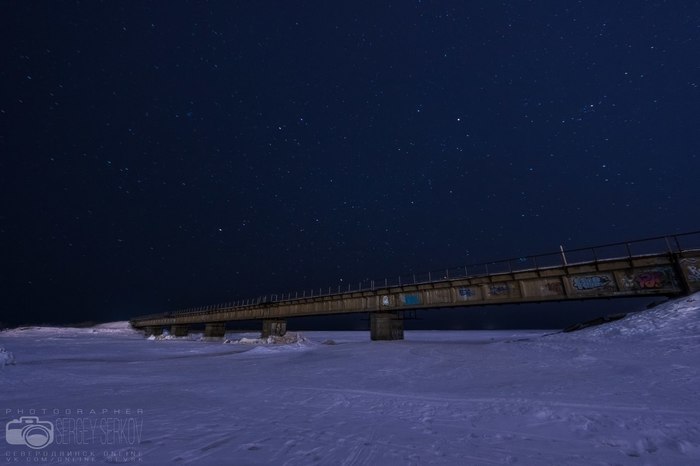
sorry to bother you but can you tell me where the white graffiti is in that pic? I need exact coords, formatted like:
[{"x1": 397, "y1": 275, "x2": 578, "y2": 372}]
[
  {"x1": 681, "y1": 259, "x2": 700, "y2": 283},
  {"x1": 687, "y1": 265, "x2": 700, "y2": 282},
  {"x1": 622, "y1": 275, "x2": 636, "y2": 289}
]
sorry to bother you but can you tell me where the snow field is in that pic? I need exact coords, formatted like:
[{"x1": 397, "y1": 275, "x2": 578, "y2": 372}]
[{"x1": 0, "y1": 293, "x2": 698, "y2": 465}]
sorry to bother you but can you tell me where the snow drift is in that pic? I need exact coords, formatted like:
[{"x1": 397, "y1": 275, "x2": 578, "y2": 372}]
[{"x1": 582, "y1": 293, "x2": 700, "y2": 339}]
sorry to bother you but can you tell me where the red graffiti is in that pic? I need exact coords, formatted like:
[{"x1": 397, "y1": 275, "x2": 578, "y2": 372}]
[
  {"x1": 545, "y1": 282, "x2": 563, "y2": 294},
  {"x1": 635, "y1": 271, "x2": 665, "y2": 289}
]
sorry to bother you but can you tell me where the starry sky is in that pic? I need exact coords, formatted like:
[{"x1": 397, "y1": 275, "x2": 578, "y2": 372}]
[{"x1": 1, "y1": 1, "x2": 698, "y2": 327}]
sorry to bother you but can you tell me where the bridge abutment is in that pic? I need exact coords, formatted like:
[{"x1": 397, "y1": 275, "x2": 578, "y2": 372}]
[
  {"x1": 170, "y1": 324, "x2": 190, "y2": 337},
  {"x1": 261, "y1": 319, "x2": 287, "y2": 338},
  {"x1": 204, "y1": 323, "x2": 227, "y2": 339},
  {"x1": 370, "y1": 312, "x2": 404, "y2": 341}
]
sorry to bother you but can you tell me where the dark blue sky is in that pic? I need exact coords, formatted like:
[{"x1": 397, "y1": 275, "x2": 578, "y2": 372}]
[{"x1": 1, "y1": 1, "x2": 698, "y2": 326}]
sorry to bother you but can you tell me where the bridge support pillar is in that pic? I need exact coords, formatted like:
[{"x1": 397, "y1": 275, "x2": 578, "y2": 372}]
[
  {"x1": 204, "y1": 322, "x2": 226, "y2": 339},
  {"x1": 170, "y1": 325, "x2": 189, "y2": 337},
  {"x1": 144, "y1": 326, "x2": 163, "y2": 336},
  {"x1": 261, "y1": 319, "x2": 287, "y2": 338},
  {"x1": 371, "y1": 312, "x2": 404, "y2": 341}
]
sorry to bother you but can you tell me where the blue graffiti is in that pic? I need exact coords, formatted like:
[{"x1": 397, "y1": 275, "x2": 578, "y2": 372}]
[
  {"x1": 459, "y1": 287, "x2": 474, "y2": 297},
  {"x1": 403, "y1": 294, "x2": 421, "y2": 305},
  {"x1": 489, "y1": 284, "x2": 509, "y2": 296},
  {"x1": 572, "y1": 275, "x2": 612, "y2": 291}
]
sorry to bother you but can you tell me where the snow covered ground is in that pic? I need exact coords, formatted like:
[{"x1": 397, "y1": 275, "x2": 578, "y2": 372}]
[{"x1": 1, "y1": 294, "x2": 699, "y2": 465}]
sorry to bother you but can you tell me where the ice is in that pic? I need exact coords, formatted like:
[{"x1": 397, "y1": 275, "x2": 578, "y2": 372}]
[
  {"x1": 1, "y1": 293, "x2": 699, "y2": 464},
  {"x1": 226, "y1": 332, "x2": 311, "y2": 346},
  {"x1": 0, "y1": 346, "x2": 15, "y2": 368}
]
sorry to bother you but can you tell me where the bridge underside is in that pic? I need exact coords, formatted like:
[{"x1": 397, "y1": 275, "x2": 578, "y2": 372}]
[{"x1": 131, "y1": 251, "x2": 700, "y2": 340}]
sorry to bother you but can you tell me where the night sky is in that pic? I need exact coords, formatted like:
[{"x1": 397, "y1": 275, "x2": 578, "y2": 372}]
[{"x1": 1, "y1": 2, "x2": 698, "y2": 328}]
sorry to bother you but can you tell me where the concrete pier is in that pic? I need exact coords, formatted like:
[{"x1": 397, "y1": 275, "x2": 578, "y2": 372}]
[
  {"x1": 170, "y1": 324, "x2": 190, "y2": 337},
  {"x1": 370, "y1": 312, "x2": 404, "y2": 341},
  {"x1": 261, "y1": 319, "x2": 287, "y2": 338},
  {"x1": 204, "y1": 322, "x2": 226, "y2": 339},
  {"x1": 145, "y1": 326, "x2": 163, "y2": 336}
]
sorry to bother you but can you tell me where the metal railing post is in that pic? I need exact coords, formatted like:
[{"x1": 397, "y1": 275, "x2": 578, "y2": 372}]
[{"x1": 664, "y1": 236, "x2": 673, "y2": 254}]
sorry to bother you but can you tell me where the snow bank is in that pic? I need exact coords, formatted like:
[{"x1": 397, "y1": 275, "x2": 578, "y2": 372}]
[
  {"x1": 148, "y1": 333, "x2": 177, "y2": 341},
  {"x1": 0, "y1": 321, "x2": 141, "y2": 338},
  {"x1": 573, "y1": 292, "x2": 700, "y2": 339},
  {"x1": 226, "y1": 332, "x2": 310, "y2": 346},
  {"x1": 92, "y1": 321, "x2": 135, "y2": 331},
  {"x1": 0, "y1": 347, "x2": 15, "y2": 368}
]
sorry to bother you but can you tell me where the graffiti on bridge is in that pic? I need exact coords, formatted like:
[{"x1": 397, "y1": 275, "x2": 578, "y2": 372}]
[
  {"x1": 621, "y1": 268, "x2": 675, "y2": 290},
  {"x1": 458, "y1": 287, "x2": 480, "y2": 300},
  {"x1": 542, "y1": 281, "x2": 564, "y2": 296},
  {"x1": 488, "y1": 284, "x2": 510, "y2": 296},
  {"x1": 401, "y1": 294, "x2": 421, "y2": 305},
  {"x1": 571, "y1": 275, "x2": 615, "y2": 292},
  {"x1": 680, "y1": 258, "x2": 700, "y2": 283}
]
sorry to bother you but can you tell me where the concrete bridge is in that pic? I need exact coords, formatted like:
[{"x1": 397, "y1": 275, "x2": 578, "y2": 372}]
[{"x1": 130, "y1": 232, "x2": 700, "y2": 340}]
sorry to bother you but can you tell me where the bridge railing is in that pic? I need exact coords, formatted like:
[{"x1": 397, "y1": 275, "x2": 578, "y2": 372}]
[{"x1": 132, "y1": 230, "x2": 700, "y2": 322}]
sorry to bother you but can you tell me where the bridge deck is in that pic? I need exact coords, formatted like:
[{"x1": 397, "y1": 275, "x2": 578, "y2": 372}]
[{"x1": 131, "y1": 244, "x2": 700, "y2": 329}]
